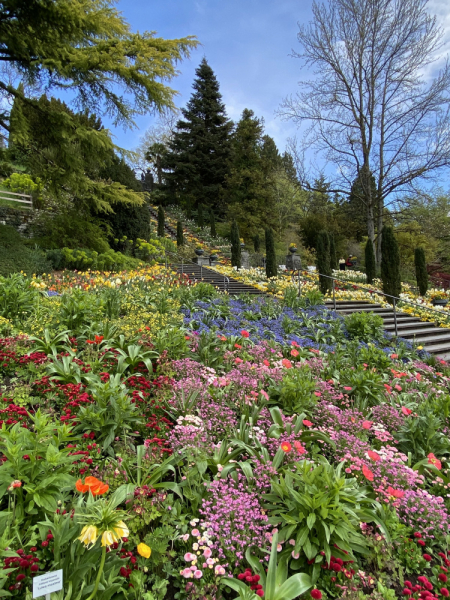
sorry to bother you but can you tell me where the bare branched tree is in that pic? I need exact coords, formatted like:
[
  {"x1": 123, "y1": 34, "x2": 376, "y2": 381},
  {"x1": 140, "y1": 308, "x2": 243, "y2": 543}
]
[{"x1": 280, "y1": 0, "x2": 450, "y2": 263}]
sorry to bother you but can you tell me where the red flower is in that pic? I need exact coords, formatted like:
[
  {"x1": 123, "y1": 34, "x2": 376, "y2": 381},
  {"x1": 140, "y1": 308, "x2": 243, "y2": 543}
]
[
  {"x1": 256, "y1": 590, "x2": 264, "y2": 597},
  {"x1": 423, "y1": 554, "x2": 432, "y2": 562},
  {"x1": 281, "y1": 442, "x2": 292, "y2": 453},
  {"x1": 302, "y1": 419, "x2": 313, "y2": 427},
  {"x1": 418, "y1": 540, "x2": 426, "y2": 547},
  {"x1": 387, "y1": 486, "x2": 404, "y2": 499},
  {"x1": 401, "y1": 406, "x2": 412, "y2": 416},
  {"x1": 428, "y1": 453, "x2": 442, "y2": 470},
  {"x1": 282, "y1": 359, "x2": 292, "y2": 369},
  {"x1": 94, "y1": 335, "x2": 104, "y2": 344},
  {"x1": 362, "y1": 465, "x2": 374, "y2": 481},
  {"x1": 390, "y1": 354, "x2": 399, "y2": 359},
  {"x1": 294, "y1": 440, "x2": 306, "y2": 455},
  {"x1": 291, "y1": 349, "x2": 299, "y2": 357},
  {"x1": 441, "y1": 589, "x2": 450, "y2": 597},
  {"x1": 402, "y1": 590, "x2": 412, "y2": 596},
  {"x1": 362, "y1": 420, "x2": 372, "y2": 430},
  {"x1": 311, "y1": 590, "x2": 322, "y2": 600},
  {"x1": 76, "y1": 476, "x2": 109, "y2": 496},
  {"x1": 367, "y1": 450, "x2": 381, "y2": 462},
  {"x1": 414, "y1": 532, "x2": 422, "y2": 538},
  {"x1": 241, "y1": 330, "x2": 250, "y2": 338},
  {"x1": 439, "y1": 574, "x2": 448, "y2": 583}
]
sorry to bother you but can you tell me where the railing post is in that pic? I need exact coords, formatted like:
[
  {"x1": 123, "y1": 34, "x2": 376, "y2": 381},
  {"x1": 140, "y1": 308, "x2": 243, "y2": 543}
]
[
  {"x1": 165, "y1": 251, "x2": 167, "y2": 270},
  {"x1": 332, "y1": 278, "x2": 336, "y2": 311},
  {"x1": 298, "y1": 269, "x2": 301, "y2": 297},
  {"x1": 181, "y1": 258, "x2": 184, "y2": 275},
  {"x1": 200, "y1": 263, "x2": 203, "y2": 280},
  {"x1": 393, "y1": 297, "x2": 398, "y2": 337}
]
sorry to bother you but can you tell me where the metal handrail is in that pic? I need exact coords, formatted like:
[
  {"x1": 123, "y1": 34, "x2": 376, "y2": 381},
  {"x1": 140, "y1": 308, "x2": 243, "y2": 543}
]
[
  {"x1": 302, "y1": 270, "x2": 450, "y2": 337},
  {"x1": 163, "y1": 250, "x2": 230, "y2": 293}
]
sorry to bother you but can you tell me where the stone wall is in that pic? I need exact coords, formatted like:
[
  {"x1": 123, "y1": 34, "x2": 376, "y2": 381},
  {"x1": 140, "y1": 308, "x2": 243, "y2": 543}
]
[{"x1": 0, "y1": 206, "x2": 35, "y2": 236}]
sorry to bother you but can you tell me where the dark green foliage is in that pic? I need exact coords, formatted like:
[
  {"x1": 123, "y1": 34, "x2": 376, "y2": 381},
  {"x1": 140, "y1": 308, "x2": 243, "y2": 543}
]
[
  {"x1": 210, "y1": 211, "x2": 216, "y2": 237},
  {"x1": 381, "y1": 226, "x2": 401, "y2": 301},
  {"x1": 32, "y1": 208, "x2": 110, "y2": 253},
  {"x1": 253, "y1": 234, "x2": 260, "y2": 253},
  {"x1": 163, "y1": 58, "x2": 232, "y2": 213},
  {"x1": 415, "y1": 247, "x2": 428, "y2": 296},
  {"x1": 265, "y1": 228, "x2": 277, "y2": 278},
  {"x1": 105, "y1": 204, "x2": 150, "y2": 251},
  {"x1": 365, "y1": 239, "x2": 376, "y2": 284},
  {"x1": 329, "y1": 234, "x2": 338, "y2": 271},
  {"x1": 316, "y1": 230, "x2": 332, "y2": 294},
  {"x1": 177, "y1": 221, "x2": 184, "y2": 247},
  {"x1": 230, "y1": 220, "x2": 241, "y2": 268},
  {"x1": 157, "y1": 205, "x2": 165, "y2": 237},
  {"x1": 226, "y1": 110, "x2": 279, "y2": 235},
  {"x1": 0, "y1": 225, "x2": 51, "y2": 276},
  {"x1": 344, "y1": 167, "x2": 378, "y2": 242},
  {"x1": 198, "y1": 204, "x2": 204, "y2": 228}
]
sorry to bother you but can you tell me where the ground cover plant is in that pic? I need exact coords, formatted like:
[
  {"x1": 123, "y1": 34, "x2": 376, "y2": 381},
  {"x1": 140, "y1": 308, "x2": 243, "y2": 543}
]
[{"x1": 1, "y1": 268, "x2": 450, "y2": 599}]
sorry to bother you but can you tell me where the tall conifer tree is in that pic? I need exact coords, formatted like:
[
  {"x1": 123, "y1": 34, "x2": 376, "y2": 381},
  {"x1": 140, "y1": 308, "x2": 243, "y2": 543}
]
[
  {"x1": 365, "y1": 239, "x2": 376, "y2": 284},
  {"x1": 381, "y1": 226, "x2": 401, "y2": 301},
  {"x1": 265, "y1": 228, "x2": 277, "y2": 278},
  {"x1": 316, "y1": 230, "x2": 332, "y2": 294},
  {"x1": 164, "y1": 58, "x2": 232, "y2": 213},
  {"x1": 231, "y1": 220, "x2": 241, "y2": 268},
  {"x1": 414, "y1": 247, "x2": 428, "y2": 296}
]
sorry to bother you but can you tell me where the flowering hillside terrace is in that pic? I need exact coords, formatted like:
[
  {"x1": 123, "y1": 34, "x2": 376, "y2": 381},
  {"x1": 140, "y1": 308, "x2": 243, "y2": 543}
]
[{"x1": 0, "y1": 269, "x2": 450, "y2": 599}]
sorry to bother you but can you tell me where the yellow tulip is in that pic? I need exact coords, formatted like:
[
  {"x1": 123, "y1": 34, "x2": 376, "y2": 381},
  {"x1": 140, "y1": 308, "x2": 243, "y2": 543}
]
[
  {"x1": 113, "y1": 520, "x2": 129, "y2": 539},
  {"x1": 78, "y1": 525, "x2": 99, "y2": 547},
  {"x1": 137, "y1": 543, "x2": 151, "y2": 558}
]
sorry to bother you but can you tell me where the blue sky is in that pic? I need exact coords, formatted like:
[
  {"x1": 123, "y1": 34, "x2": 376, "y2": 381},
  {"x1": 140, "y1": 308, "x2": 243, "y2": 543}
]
[{"x1": 111, "y1": 0, "x2": 314, "y2": 153}]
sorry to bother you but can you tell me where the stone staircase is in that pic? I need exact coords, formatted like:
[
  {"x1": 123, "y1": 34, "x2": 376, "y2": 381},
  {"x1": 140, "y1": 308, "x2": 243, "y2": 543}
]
[
  {"x1": 174, "y1": 263, "x2": 263, "y2": 295},
  {"x1": 326, "y1": 300, "x2": 450, "y2": 358}
]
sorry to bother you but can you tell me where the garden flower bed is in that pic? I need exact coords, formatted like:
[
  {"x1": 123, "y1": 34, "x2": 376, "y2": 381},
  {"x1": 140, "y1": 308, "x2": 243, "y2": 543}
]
[{"x1": 1, "y1": 270, "x2": 450, "y2": 599}]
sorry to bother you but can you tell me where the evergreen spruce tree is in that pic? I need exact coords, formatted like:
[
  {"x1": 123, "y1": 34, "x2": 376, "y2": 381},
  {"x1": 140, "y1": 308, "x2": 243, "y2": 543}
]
[
  {"x1": 230, "y1": 220, "x2": 241, "y2": 268},
  {"x1": 157, "y1": 205, "x2": 165, "y2": 237},
  {"x1": 265, "y1": 228, "x2": 277, "y2": 278},
  {"x1": 163, "y1": 58, "x2": 232, "y2": 213},
  {"x1": 210, "y1": 210, "x2": 216, "y2": 238},
  {"x1": 380, "y1": 226, "x2": 401, "y2": 301},
  {"x1": 198, "y1": 204, "x2": 204, "y2": 228},
  {"x1": 226, "y1": 110, "x2": 279, "y2": 235},
  {"x1": 329, "y1": 234, "x2": 338, "y2": 271},
  {"x1": 253, "y1": 234, "x2": 260, "y2": 253},
  {"x1": 365, "y1": 239, "x2": 376, "y2": 284},
  {"x1": 176, "y1": 221, "x2": 184, "y2": 247},
  {"x1": 414, "y1": 247, "x2": 428, "y2": 296},
  {"x1": 316, "y1": 230, "x2": 332, "y2": 294}
]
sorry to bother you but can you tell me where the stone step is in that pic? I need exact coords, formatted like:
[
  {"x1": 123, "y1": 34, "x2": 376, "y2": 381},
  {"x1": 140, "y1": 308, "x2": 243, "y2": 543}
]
[
  {"x1": 384, "y1": 321, "x2": 441, "y2": 331},
  {"x1": 402, "y1": 331, "x2": 450, "y2": 344},
  {"x1": 389, "y1": 327, "x2": 450, "y2": 339},
  {"x1": 382, "y1": 316, "x2": 423, "y2": 324},
  {"x1": 336, "y1": 306, "x2": 394, "y2": 315},
  {"x1": 420, "y1": 338, "x2": 450, "y2": 354}
]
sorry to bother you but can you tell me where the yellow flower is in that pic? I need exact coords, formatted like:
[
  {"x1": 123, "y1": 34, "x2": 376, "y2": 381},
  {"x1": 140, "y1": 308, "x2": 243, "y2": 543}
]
[
  {"x1": 101, "y1": 521, "x2": 129, "y2": 547},
  {"x1": 78, "y1": 525, "x2": 99, "y2": 547},
  {"x1": 137, "y1": 543, "x2": 151, "y2": 558}
]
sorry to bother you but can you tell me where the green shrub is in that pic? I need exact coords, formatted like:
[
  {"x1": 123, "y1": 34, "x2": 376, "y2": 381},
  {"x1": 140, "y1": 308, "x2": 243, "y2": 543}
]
[
  {"x1": 105, "y1": 202, "x2": 150, "y2": 250},
  {"x1": 0, "y1": 224, "x2": 51, "y2": 276},
  {"x1": 414, "y1": 246, "x2": 428, "y2": 296},
  {"x1": 316, "y1": 230, "x2": 332, "y2": 294},
  {"x1": 365, "y1": 239, "x2": 376, "y2": 284},
  {"x1": 381, "y1": 225, "x2": 401, "y2": 301},
  {"x1": 344, "y1": 311, "x2": 384, "y2": 341},
  {"x1": 157, "y1": 205, "x2": 165, "y2": 237},
  {"x1": 177, "y1": 220, "x2": 184, "y2": 246},
  {"x1": 231, "y1": 220, "x2": 241, "y2": 268},
  {"x1": 45, "y1": 247, "x2": 143, "y2": 272},
  {"x1": 265, "y1": 227, "x2": 277, "y2": 278}
]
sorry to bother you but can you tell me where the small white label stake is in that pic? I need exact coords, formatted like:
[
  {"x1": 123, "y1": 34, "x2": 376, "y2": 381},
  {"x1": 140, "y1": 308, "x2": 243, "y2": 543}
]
[{"x1": 32, "y1": 570, "x2": 63, "y2": 598}]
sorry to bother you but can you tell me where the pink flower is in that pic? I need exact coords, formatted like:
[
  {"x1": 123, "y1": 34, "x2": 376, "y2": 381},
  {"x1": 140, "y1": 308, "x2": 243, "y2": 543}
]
[
  {"x1": 343, "y1": 386, "x2": 352, "y2": 391},
  {"x1": 260, "y1": 390, "x2": 269, "y2": 400},
  {"x1": 367, "y1": 450, "x2": 381, "y2": 462},
  {"x1": 401, "y1": 406, "x2": 412, "y2": 416},
  {"x1": 362, "y1": 465, "x2": 374, "y2": 481},
  {"x1": 302, "y1": 419, "x2": 313, "y2": 427},
  {"x1": 294, "y1": 440, "x2": 306, "y2": 454},
  {"x1": 362, "y1": 421, "x2": 372, "y2": 430},
  {"x1": 428, "y1": 453, "x2": 442, "y2": 470},
  {"x1": 394, "y1": 384, "x2": 402, "y2": 392},
  {"x1": 194, "y1": 570, "x2": 203, "y2": 579},
  {"x1": 191, "y1": 529, "x2": 200, "y2": 537},
  {"x1": 387, "y1": 486, "x2": 404, "y2": 499},
  {"x1": 203, "y1": 547, "x2": 212, "y2": 558},
  {"x1": 184, "y1": 553, "x2": 195, "y2": 562}
]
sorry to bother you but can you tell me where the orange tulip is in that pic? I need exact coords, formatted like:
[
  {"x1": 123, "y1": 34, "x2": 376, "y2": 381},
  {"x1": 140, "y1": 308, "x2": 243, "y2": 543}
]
[{"x1": 76, "y1": 476, "x2": 109, "y2": 496}]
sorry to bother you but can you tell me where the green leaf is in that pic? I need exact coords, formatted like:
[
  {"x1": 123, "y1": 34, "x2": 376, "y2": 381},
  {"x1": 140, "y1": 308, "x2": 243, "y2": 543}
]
[{"x1": 275, "y1": 573, "x2": 312, "y2": 600}]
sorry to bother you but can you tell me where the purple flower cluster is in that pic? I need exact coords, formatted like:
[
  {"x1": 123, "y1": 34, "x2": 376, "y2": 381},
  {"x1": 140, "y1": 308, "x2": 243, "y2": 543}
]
[
  {"x1": 199, "y1": 475, "x2": 270, "y2": 565},
  {"x1": 397, "y1": 488, "x2": 450, "y2": 539}
]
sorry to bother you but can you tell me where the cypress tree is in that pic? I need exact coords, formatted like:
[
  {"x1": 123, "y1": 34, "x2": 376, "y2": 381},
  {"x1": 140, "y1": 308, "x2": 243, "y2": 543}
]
[
  {"x1": 210, "y1": 210, "x2": 216, "y2": 237},
  {"x1": 316, "y1": 230, "x2": 332, "y2": 294},
  {"x1": 329, "y1": 234, "x2": 338, "y2": 271},
  {"x1": 253, "y1": 234, "x2": 260, "y2": 253},
  {"x1": 365, "y1": 239, "x2": 376, "y2": 284},
  {"x1": 230, "y1": 220, "x2": 241, "y2": 268},
  {"x1": 163, "y1": 58, "x2": 232, "y2": 213},
  {"x1": 176, "y1": 221, "x2": 184, "y2": 247},
  {"x1": 198, "y1": 204, "x2": 204, "y2": 228},
  {"x1": 265, "y1": 228, "x2": 277, "y2": 278},
  {"x1": 414, "y1": 247, "x2": 428, "y2": 296},
  {"x1": 157, "y1": 205, "x2": 165, "y2": 237},
  {"x1": 380, "y1": 226, "x2": 401, "y2": 301}
]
